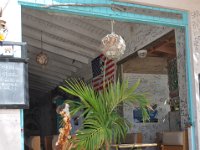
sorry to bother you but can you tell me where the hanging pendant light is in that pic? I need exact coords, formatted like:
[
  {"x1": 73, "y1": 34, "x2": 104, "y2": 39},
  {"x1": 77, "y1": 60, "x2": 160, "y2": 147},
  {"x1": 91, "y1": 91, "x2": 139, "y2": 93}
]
[
  {"x1": 100, "y1": 20, "x2": 126, "y2": 60},
  {"x1": 36, "y1": 31, "x2": 48, "y2": 66}
]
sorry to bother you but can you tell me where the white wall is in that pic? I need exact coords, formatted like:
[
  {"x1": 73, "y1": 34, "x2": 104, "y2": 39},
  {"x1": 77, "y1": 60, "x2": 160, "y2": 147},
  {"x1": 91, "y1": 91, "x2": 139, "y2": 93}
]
[
  {"x1": 190, "y1": 10, "x2": 200, "y2": 150},
  {"x1": 124, "y1": 0, "x2": 200, "y2": 11},
  {"x1": 0, "y1": 0, "x2": 22, "y2": 150}
]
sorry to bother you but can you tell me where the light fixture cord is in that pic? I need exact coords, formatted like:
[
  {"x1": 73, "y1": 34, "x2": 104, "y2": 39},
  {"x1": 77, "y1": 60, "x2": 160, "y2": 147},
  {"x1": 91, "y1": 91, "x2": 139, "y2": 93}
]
[
  {"x1": 41, "y1": 30, "x2": 43, "y2": 52},
  {"x1": 103, "y1": 58, "x2": 107, "y2": 89},
  {"x1": 111, "y1": 20, "x2": 115, "y2": 34}
]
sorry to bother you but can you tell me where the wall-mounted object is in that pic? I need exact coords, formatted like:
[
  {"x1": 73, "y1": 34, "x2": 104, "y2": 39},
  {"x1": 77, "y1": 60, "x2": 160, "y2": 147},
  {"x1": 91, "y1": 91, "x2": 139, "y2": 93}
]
[
  {"x1": 0, "y1": 41, "x2": 29, "y2": 109},
  {"x1": 137, "y1": 49, "x2": 147, "y2": 58}
]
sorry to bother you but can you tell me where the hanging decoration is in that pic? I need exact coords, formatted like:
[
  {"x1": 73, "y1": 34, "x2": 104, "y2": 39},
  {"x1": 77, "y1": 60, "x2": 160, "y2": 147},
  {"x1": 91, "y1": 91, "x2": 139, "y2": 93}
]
[
  {"x1": 56, "y1": 103, "x2": 73, "y2": 150},
  {"x1": 36, "y1": 31, "x2": 48, "y2": 66},
  {"x1": 0, "y1": 6, "x2": 8, "y2": 41},
  {"x1": 100, "y1": 20, "x2": 126, "y2": 60}
]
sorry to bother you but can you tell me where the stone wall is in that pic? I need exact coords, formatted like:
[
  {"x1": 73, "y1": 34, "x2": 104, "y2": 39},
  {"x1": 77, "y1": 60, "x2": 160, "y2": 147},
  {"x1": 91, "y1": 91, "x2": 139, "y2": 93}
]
[{"x1": 123, "y1": 73, "x2": 170, "y2": 146}]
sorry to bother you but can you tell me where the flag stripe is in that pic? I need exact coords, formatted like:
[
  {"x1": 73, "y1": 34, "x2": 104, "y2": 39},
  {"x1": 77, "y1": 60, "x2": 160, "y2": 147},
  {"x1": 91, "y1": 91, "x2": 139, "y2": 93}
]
[{"x1": 91, "y1": 53, "x2": 115, "y2": 91}]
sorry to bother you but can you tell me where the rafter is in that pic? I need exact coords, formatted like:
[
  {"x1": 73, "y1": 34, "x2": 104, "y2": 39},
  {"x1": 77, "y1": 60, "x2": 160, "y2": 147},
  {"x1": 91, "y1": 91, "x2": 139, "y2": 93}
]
[
  {"x1": 29, "y1": 84, "x2": 52, "y2": 92},
  {"x1": 22, "y1": 13, "x2": 99, "y2": 51},
  {"x1": 28, "y1": 72, "x2": 63, "y2": 83},
  {"x1": 23, "y1": 25, "x2": 96, "y2": 58},
  {"x1": 28, "y1": 70, "x2": 65, "y2": 82},
  {"x1": 28, "y1": 55, "x2": 77, "y2": 73},
  {"x1": 23, "y1": 36, "x2": 89, "y2": 64},
  {"x1": 29, "y1": 74, "x2": 60, "y2": 86},
  {"x1": 28, "y1": 61, "x2": 72, "y2": 76},
  {"x1": 29, "y1": 65, "x2": 69, "y2": 79},
  {"x1": 27, "y1": 45, "x2": 82, "y2": 68},
  {"x1": 22, "y1": 8, "x2": 103, "y2": 43},
  {"x1": 29, "y1": 79, "x2": 56, "y2": 88},
  {"x1": 29, "y1": 87, "x2": 49, "y2": 94}
]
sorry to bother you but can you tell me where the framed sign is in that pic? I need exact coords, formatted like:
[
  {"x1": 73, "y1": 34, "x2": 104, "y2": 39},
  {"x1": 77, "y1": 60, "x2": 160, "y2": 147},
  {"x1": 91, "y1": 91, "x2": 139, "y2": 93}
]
[{"x1": 0, "y1": 41, "x2": 29, "y2": 108}]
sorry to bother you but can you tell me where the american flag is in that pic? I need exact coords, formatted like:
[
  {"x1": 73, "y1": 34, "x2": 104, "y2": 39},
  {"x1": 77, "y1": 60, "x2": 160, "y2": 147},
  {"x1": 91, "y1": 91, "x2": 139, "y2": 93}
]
[{"x1": 91, "y1": 54, "x2": 116, "y2": 91}]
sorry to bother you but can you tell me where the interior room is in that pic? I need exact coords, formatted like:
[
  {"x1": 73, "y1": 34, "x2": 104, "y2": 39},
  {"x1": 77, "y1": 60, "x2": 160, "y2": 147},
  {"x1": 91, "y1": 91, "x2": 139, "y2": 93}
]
[{"x1": 21, "y1": 7, "x2": 188, "y2": 150}]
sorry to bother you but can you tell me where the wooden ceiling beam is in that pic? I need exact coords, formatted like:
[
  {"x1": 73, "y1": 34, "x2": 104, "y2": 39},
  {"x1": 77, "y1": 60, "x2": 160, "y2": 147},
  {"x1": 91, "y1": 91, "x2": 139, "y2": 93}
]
[
  {"x1": 23, "y1": 36, "x2": 89, "y2": 64},
  {"x1": 28, "y1": 56, "x2": 77, "y2": 73},
  {"x1": 23, "y1": 25, "x2": 96, "y2": 58},
  {"x1": 28, "y1": 61, "x2": 72, "y2": 76},
  {"x1": 29, "y1": 74, "x2": 61, "y2": 85},
  {"x1": 22, "y1": 8, "x2": 102, "y2": 43},
  {"x1": 29, "y1": 88, "x2": 49, "y2": 94},
  {"x1": 29, "y1": 84, "x2": 52, "y2": 92},
  {"x1": 22, "y1": 13, "x2": 99, "y2": 51},
  {"x1": 28, "y1": 70, "x2": 64, "y2": 82},
  {"x1": 29, "y1": 82, "x2": 56, "y2": 90},
  {"x1": 153, "y1": 45, "x2": 176, "y2": 56},
  {"x1": 28, "y1": 72, "x2": 63, "y2": 83},
  {"x1": 27, "y1": 45, "x2": 82, "y2": 68},
  {"x1": 29, "y1": 65, "x2": 69, "y2": 79},
  {"x1": 22, "y1": 9, "x2": 101, "y2": 43}
]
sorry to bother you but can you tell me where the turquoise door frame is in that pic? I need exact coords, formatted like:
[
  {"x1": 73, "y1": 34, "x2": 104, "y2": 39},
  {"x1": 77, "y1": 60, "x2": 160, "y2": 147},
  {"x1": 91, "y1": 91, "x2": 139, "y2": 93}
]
[{"x1": 18, "y1": 0, "x2": 196, "y2": 149}]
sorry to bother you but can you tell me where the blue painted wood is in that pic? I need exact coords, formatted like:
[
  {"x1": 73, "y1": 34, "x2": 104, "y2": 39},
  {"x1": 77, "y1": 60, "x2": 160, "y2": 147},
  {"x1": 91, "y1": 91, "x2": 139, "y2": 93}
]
[
  {"x1": 20, "y1": 109, "x2": 24, "y2": 150},
  {"x1": 185, "y1": 14, "x2": 196, "y2": 150},
  {"x1": 18, "y1": 0, "x2": 186, "y2": 27}
]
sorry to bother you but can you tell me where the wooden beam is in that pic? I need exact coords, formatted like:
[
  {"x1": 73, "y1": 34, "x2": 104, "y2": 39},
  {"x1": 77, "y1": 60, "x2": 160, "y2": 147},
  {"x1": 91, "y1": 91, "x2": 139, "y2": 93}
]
[
  {"x1": 28, "y1": 70, "x2": 64, "y2": 82},
  {"x1": 29, "y1": 88, "x2": 49, "y2": 94},
  {"x1": 29, "y1": 65, "x2": 69, "y2": 79},
  {"x1": 28, "y1": 55, "x2": 77, "y2": 73},
  {"x1": 28, "y1": 61, "x2": 72, "y2": 76},
  {"x1": 28, "y1": 73, "x2": 63, "y2": 85},
  {"x1": 29, "y1": 78, "x2": 58, "y2": 87},
  {"x1": 29, "y1": 74, "x2": 61, "y2": 85},
  {"x1": 22, "y1": 8, "x2": 102, "y2": 44},
  {"x1": 23, "y1": 36, "x2": 89, "y2": 64},
  {"x1": 27, "y1": 45, "x2": 82, "y2": 68},
  {"x1": 23, "y1": 25, "x2": 96, "y2": 58},
  {"x1": 22, "y1": 13, "x2": 99, "y2": 51},
  {"x1": 152, "y1": 45, "x2": 176, "y2": 56},
  {"x1": 29, "y1": 84, "x2": 52, "y2": 92},
  {"x1": 29, "y1": 81, "x2": 56, "y2": 89}
]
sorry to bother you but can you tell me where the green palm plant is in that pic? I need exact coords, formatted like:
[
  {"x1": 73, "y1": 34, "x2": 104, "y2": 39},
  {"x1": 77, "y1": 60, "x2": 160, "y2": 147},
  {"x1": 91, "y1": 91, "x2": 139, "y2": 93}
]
[{"x1": 59, "y1": 79, "x2": 149, "y2": 150}]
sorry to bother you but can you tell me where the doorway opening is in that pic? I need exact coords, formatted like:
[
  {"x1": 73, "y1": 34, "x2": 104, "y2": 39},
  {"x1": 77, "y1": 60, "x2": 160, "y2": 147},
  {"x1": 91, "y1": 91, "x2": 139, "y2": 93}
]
[{"x1": 18, "y1": 1, "x2": 194, "y2": 149}]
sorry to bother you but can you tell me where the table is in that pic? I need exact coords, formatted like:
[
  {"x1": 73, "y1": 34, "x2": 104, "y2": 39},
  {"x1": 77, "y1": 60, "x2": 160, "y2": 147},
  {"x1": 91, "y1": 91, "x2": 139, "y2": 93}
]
[{"x1": 111, "y1": 143, "x2": 158, "y2": 150}]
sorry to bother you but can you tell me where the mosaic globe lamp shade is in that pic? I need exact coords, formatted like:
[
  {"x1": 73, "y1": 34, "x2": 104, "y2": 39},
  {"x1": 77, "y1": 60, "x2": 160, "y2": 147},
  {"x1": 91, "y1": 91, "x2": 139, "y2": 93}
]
[
  {"x1": 100, "y1": 20, "x2": 126, "y2": 60},
  {"x1": 36, "y1": 52, "x2": 48, "y2": 65},
  {"x1": 36, "y1": 31, "x2": 48, "y2": 66},
  {"x1": 101, "y1": 32, "x2": 126, "y2": 60}
]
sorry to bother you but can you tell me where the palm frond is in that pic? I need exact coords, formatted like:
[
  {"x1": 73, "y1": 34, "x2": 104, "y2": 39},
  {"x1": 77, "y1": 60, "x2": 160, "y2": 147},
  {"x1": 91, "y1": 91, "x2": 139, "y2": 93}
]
[{"x1": 59, "y1": 78, "x2": 149, "y2": 150}]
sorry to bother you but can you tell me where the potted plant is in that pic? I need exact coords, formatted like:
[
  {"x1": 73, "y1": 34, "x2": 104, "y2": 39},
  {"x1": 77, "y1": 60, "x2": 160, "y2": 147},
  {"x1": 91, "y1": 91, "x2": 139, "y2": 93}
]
[{"x1": 59, "y1": 79, "x2": 149, "y2": 150}]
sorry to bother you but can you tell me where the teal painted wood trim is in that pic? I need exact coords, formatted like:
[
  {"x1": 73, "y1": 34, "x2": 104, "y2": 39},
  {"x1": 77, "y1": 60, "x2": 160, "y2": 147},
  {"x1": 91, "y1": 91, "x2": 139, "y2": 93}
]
[
  {"x1": 20, "y1": 109, "x2": 24, "y2": 150},
  {"x1": 185, "y1": 13, "x2": 196, "y2": 150},
  {"x1": 18, "y1": 1, "x2": 186, "y2": 27},
  {"x1": 19, "y1": 0, "x2": 183, "y2": 14}
]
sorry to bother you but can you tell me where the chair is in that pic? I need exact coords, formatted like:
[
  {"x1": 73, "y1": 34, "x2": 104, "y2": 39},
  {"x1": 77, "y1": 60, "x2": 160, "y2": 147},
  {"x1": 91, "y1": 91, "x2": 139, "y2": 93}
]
[
  {"x1": 161, "y1": 130, "x2": 188, "y2": 150},
  {"x1": 122, "y1": 133, "x2": 143, "y2": 144},
  {"x1": 118, "y1": 133, "x2": 142, "y2": 150},
  {"x1": 52, "y1": 135, "x2": 58, "y2": 150},
  {"x1": 44, "y1": 136, "x2": 53, "y2": 150},
  {"x1": 26, "y1": 136, "x2": 41, "y2": 150}
]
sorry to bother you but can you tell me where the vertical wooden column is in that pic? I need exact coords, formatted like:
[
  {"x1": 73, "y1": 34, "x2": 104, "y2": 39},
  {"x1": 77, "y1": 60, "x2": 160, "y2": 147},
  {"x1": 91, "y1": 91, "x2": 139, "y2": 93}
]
[{"x1": 175, "y1": 28, "x2": 189, "y2": 129}]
